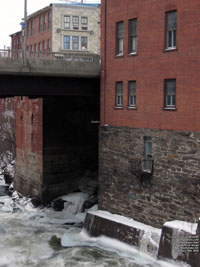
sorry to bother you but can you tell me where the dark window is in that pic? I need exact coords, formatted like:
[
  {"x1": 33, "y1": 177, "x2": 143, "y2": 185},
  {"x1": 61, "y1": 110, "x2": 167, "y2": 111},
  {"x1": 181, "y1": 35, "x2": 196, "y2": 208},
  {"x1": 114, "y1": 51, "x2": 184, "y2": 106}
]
[
  {"x1": 38, "y1": 42, "x2": 41, "y2": 52},
  {"x1": 73, "y1": 16, "x2": 79, "y2": 29},
  {"x1": 129, "y1": 19, "x2": 137, "y2": 53},
  {"x1": 27, "y1": 22, "x2": 29, "y2": 37},
  {"x1": 144, "y1": 136, "x2": 152, "y2": 171},
  {"x1": 64, "y1": 35, "x2": 70, "y2": 49},
  {"x1": 31, "y1": 20, "x2": 34, "y2": 36},
  {"x1": 43, "y1": 15, "x2": 46, "y2": 31},
  {"x1": 43, "y1": 40, "x2": 46, "y2": 53},
  {"x1": 81, "y1": 37, "x2": 88, "y2": 50},
  {"x1": 47, "y1": 39, "x2": 51, "y2": 54},
  {"x1": 115, "y1": 82, "x2": 123, "y2": 107},
  {"x1": 48, "y1": 12, "x2": 51, "y2": 30},
  {"x1": 166, "y1": 11, "x2": 177, "y2": 49},
  {"x1": 164, "y1": 79, "x2": 176, "y2": 108},
  {"x1": 128, "y1": 81, "x2": 136, "y2": 107},
  {"x1": 72, "y1": 36, "x2": 79, "y2": 50},
  {"x1": 39, "y1": 16, "x2": 42, "y2": 33},
  {"x1": 116, "y1": 21, "x2": 124, "y2": 55},
  {"x1": 64, "y1": 16, "x2": 70, "y2": 29}
]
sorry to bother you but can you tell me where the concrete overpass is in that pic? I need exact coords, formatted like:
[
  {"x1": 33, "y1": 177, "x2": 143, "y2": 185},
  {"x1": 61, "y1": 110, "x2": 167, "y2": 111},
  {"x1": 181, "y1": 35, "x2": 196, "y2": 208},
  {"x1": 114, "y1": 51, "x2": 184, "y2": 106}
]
[
  {"x1": 0, "y1": 50, "x2": 100, "y2": 203},
  {"x1": 0, "y1": 50, "x2": 100, "y2": 78}
]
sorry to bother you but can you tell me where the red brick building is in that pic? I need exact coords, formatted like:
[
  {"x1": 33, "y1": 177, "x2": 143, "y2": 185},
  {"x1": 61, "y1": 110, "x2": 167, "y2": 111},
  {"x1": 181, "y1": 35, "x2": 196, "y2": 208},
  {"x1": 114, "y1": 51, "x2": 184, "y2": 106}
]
[{"x1": 99, "y1": 0, "x2": 200, "y2": 227}]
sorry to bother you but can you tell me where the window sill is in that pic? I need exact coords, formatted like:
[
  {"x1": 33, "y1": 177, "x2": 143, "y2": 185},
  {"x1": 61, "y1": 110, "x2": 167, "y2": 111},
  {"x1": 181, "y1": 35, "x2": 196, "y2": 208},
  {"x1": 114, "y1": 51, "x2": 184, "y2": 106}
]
[
  {"x1": 127, "y1": 106, "x2": 137, "y2": 110},
  {"x1": 114, "y1": 106, "x2": 123, "y2": 110},
  {"x1": 164, "y1": 47, "x2": 178, "y2": 53},
  {"x1": 115, "y1": 54, "x2": 124, "y2": 58},
  {"x1": 128, "y1": 52, "x2": 137, "y2": 57},
  {"x1": 163, "y1": 107, "x2": 177, "y2": 111},
  {"x1": 62, "y1": 28, "x2": 90, "y2": 33}
]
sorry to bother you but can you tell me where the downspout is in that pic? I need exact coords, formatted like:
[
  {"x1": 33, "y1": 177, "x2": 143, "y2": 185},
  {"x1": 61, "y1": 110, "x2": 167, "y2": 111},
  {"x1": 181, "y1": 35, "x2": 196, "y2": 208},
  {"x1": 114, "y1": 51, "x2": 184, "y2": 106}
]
[{"x1": 103, "y1": 0, "x2": 107, "y2": 125}]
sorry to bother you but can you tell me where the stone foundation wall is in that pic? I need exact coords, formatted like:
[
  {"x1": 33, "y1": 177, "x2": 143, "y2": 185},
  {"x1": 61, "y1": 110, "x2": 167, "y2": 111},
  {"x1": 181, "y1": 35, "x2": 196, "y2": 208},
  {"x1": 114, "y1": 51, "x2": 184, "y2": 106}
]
[{"x1": 99, "y1": 126, "x2": 200, "y2": 228}]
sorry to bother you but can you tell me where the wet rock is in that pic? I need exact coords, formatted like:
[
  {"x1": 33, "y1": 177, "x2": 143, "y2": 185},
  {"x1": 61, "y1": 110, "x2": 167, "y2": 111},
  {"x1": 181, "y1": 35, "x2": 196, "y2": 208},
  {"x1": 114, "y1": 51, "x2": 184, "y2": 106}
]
[
  {"x1": 31, "y1": 198, "x2": 41, "y2": 208},
  {"x1": 52, "y1": 198, "x2": 66, "y2": 211},
  {"x1": 4, "y1": 173, "x2": 13, "y2": 184},
  {"x1": 49, "y1": 235, "x2": 62, "y2": 250},
  {"x1": 78, "y1": 171, "x2": 98, "y2": 195},
  {"x1": 82, "y1": 195, "x2": 98, "y2": 211}
]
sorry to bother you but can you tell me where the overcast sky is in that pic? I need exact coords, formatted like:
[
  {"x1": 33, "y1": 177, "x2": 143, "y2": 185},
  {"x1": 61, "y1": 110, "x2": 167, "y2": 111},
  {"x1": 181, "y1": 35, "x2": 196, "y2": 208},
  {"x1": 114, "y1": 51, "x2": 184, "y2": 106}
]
[{"x1": 0, "y1": 0, "x2": 101, "y2": 49}]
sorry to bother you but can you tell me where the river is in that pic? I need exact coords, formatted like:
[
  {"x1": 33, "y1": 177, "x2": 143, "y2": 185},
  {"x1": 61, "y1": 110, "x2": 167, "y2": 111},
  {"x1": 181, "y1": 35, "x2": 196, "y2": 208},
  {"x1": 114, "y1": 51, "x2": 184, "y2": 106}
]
[{"x1": 0, "y1": 182, "x2": 182, "y2": 267}]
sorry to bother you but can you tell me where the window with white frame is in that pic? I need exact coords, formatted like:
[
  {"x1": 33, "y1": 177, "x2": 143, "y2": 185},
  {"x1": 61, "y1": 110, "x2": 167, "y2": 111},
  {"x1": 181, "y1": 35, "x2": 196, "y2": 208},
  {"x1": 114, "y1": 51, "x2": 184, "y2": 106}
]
[
  {"x1": 129, "y1": 19, "x2": 137, "y2": 54},
  {"x1": 72, "y1": 36, "x2": 79, "y2": 50},
  {"x1": 64, "y1": 16, "x2": 70, "y2": 29},
  {"x1": 116, "y1": 21, "x2": 124, "y2": 56},
  {"x1": 81, "y1": 37, "x2": 88, "y2": 50},
  {"x1": 73, "y1": 16, "x2": 79, "y2": 29},
  {"x1": 81, "y1": 17, "x2": 88, "y2": 30},
  {"x1": 64, "y1": 35, "x2": 70, "y2": 49},
  {"x1": 115, "y1": 82, "x2": 123, "y2": 107},
  {"x1": 128, "y1": 81, "x2": 136, "y2": 107},
  {"x1": 166, "y1": 11, "x2": 177, "y2": 49},
  {"x1": 164, "y1": 79, "x2": 176, "y2": 108}
]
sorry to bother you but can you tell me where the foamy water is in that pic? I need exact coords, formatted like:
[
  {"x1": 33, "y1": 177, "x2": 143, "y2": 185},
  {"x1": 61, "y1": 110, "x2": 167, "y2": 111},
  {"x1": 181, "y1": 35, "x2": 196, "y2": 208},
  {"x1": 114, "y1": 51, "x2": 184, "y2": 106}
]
[{"x1": 0, "y1": 191, "x2": 187, "y2": 267}]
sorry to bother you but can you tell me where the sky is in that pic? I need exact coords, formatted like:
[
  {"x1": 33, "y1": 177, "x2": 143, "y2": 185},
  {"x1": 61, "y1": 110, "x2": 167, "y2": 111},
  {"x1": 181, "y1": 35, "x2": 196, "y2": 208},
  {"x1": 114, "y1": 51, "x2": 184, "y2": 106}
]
[{"x1": 0, "y1": 0, "x2": 101, "y2": 49}]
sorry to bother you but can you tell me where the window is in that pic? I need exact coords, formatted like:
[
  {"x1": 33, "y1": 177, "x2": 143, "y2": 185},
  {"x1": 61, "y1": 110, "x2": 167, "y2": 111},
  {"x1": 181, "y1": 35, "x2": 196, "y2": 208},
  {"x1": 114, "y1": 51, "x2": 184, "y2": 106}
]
[
  {"x1": 164, "y1": 79, "x2": 176, "y2": 108},
  {"x1": 116, "y1": 21, "x2": 124, "y2": 56},
  {"x1": 64, "y1": 35, "x2": 70, "y2": 49},
  {"x1": 81, "y1": 17, "x2": 88, "y2": 30},
  {"x1": 129, "y1": 19, "x2": 137, "y2": 54},
  {"x1": 166, "y1": 11, "x2": 177, "y2": 49},
  {"x1": 38, "y1": 42, "x2": 41, "y2": 52},
  {"x1": 64, "y1": 16, "x2": 70, "y2": 29},
  {"x1": 81, "y1": 37, "x2": 88, "y2": 50},
  {"x1": 27, "y1": 22, "x2": 29, "y2": 37},
  {"x1": 72, "y1": 36, "x2": 79, "y2": 50},
  {"x1": 43, "y1": 40, "x2": 46, "y2": 53},
  {"x1": 39, "y1": 16, "x2": 42, "y2": 33},
  {"x1": 34, "y1": 43, "x2": 37, "y2": 52},
  {"x1": 31, "y1": 20, "x2": 34, "y2": 36},
  {"x1": 144, "y1": 136, "x2": 152, "y2": 171},
  {"x1": 43, "y1": 15, "x2": 46, "y2": 31},
  {"x1": 48, "y1": 12, "x2": 51, "y2": 30},
  {"x1": 128, "y1": 81, "x2": 136, "y2": 107},
  {"x1": 47, "y1": 39, "x2": 51, "y2": 54},
  {"x1": 81, "y1": 17, "x2": 88, "y2": 25},
  {"x1": 73, "y1": 16, "x2": 79, "y2": 29},
  {"x1": 115, "y1": 82, "x2": 123, "y2": 107}
]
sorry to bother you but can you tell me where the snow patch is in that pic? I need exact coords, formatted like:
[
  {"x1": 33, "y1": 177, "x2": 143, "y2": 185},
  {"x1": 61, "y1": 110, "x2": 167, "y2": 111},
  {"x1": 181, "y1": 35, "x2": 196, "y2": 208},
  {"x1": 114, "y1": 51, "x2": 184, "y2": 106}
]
[
  {"x1": 164, "y1": 220, "x2": 198, "y2": 235},
  {"x1": 88, "y1": 210, "x2": 161, "y2": 234}
]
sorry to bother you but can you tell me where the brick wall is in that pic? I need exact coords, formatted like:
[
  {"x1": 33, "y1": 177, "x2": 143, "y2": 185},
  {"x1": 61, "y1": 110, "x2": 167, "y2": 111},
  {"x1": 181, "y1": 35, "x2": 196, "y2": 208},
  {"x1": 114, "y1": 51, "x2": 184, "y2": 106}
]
[
  {"x1": 101, "y1": 0, "x2": 200, "y2": 132},
  {"x1": 14, "y1": 97, "x2": 43, "y2": 200},
  {"x1": 99, "y1": 126, "x2": 200, "y2": 228}
]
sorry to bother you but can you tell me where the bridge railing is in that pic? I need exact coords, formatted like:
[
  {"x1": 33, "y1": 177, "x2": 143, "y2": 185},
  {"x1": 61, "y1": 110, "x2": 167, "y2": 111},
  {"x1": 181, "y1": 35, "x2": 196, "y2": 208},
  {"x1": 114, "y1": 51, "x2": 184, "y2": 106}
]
[
  {"x1": 0, "y1": 49, "x2": 99, "y2": 63},
  {"x1": 0, "y1": 49, "x2": 22, "y2": 59}
]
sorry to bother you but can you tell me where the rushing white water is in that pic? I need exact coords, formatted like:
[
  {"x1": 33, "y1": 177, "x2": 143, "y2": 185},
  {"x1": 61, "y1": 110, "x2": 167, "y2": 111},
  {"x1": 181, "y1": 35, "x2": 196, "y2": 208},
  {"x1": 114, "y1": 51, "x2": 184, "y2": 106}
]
[{"x1": 0, "y1": 190, "x2": 188, "y2": 267}]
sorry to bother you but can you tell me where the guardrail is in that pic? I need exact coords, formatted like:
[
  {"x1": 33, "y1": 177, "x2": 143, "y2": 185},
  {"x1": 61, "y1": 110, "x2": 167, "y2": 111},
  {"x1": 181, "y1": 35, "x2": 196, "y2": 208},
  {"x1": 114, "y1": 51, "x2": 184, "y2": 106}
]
[{"x1": 0, "y1": 49, "x2": 98, "y2": 63}]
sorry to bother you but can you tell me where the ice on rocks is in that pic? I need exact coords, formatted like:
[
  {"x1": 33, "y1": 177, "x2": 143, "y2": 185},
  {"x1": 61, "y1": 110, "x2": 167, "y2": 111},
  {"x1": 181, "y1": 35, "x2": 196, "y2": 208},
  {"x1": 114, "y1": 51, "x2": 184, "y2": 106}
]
[{"x1": 164, "y1": 220, "x2": 198, "y2": 234}]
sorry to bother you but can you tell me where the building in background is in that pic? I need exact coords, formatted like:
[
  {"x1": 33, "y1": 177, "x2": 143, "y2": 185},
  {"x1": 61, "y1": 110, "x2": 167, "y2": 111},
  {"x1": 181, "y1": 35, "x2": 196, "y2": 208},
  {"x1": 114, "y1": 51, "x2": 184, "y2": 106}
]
[
  {"x1": 99, "y1": 0, "x2": 200, "y2": 228},
  {"x1": 10, "y1": 3, "x2": 100, "y2": 56}
]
